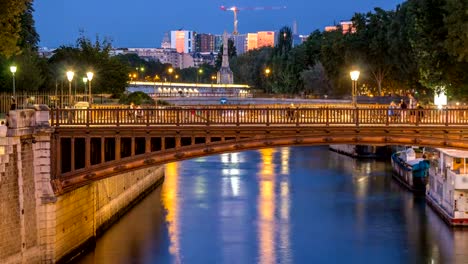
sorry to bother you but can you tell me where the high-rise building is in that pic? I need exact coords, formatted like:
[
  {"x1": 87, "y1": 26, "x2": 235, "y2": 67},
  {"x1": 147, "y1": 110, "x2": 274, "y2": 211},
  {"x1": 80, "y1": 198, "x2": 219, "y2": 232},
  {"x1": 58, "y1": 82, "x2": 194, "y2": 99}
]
[
  {"x1": 324, "y1": 21, "x2": 356, "y2": 34},
  {"x1": 195, "y1": 33, "x2": 215, "y2": 53},
  {"x1": 246, "y1": 33, "x2": 258, "y2": 51},
  {"x1": 170, "y1": 30, "x2": 194, "y2": 53},
  {"x1": 257, "y1": 31, "x2": 275, "y2": 49},
  {"x1": 231, "y1": 34, "x2": 246, "y2": 55},
  {"x1": 214, "y1": 35, "x2": 224, "y2": 53}
]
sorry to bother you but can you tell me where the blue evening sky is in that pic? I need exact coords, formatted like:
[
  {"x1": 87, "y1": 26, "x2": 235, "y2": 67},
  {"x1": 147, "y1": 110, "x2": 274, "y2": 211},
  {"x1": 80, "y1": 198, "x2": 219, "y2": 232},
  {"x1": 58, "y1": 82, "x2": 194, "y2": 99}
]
[{"x1": 34, "y1": 0, "x2": 405, "y2": 48}]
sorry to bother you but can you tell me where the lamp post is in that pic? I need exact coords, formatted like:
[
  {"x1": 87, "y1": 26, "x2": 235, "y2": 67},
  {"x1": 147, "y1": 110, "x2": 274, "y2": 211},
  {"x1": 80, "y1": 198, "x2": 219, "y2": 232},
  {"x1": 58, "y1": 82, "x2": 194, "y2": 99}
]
[
  {"x1": 265, "y1": 68, "x2": 271, "y2": 94},
  {"x1": 82, "y1": 77, "x2": 88, "y2": 101},
  {"x1": 66, "y1": 71, "x2": 74, "y2": 106},
  {"x1": 10, "y1": 65, "x2": 17, "y2": 100},
  {"x1": 168, "y1": 67, "x2": 174, "y2": 85},
  {"x1": 197, "y1": 68, "x2": 203, "y2": 86},
  {"x1": 350, "y1": 70, "x2": 360, "y2": 106},
  {"x1": 86, "y1": 72, "x2": 93, "y2": 104},
  {"x1": 211, "y1": 75, "x2": 216, "y2": 88}
]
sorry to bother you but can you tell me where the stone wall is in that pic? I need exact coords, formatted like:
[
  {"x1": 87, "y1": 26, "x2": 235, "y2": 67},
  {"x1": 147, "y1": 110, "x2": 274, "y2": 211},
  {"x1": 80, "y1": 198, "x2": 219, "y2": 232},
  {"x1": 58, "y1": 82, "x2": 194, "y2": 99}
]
[
  {"x1": 0, "y1": 108, "x2": 165, "y2": 263},
  {"x1": 54, "y1": 166, "x2": 164, "y2": 262}
]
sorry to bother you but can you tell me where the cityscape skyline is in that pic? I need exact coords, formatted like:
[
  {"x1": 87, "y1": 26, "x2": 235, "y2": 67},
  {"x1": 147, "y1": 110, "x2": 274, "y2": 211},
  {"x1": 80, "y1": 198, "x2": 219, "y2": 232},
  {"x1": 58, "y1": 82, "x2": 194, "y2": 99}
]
[{"x1": 34, "y1": 0, "x2": 405, "y2": 48}]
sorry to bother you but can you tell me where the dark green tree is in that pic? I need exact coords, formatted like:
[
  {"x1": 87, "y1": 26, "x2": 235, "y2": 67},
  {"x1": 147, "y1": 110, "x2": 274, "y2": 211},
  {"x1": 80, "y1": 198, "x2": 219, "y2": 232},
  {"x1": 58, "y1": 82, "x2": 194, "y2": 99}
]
[
  {"x1": 0, "y1": 0, "x2": 29, "y2": 58},
  {"x1": 444, "y1": 0, "x2": 468, "y2": 62}
]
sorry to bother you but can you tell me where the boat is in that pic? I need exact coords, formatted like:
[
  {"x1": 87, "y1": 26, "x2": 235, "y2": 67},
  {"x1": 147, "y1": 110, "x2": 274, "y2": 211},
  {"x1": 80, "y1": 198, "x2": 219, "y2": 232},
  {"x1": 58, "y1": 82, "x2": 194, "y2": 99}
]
[
  {"x1": 391, "y1": 147, "x2": 430, "y2": 193},
  {"x1": 426, "y1": 148, "x2": 468, "y2": 226}
]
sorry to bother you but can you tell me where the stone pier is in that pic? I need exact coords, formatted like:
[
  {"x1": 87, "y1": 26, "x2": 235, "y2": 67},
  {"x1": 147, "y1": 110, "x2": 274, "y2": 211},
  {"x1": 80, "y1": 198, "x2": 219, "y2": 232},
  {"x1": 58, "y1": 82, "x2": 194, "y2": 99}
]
[{"x1": 0, "y1": 107, "x2": 165, "y2": 263}]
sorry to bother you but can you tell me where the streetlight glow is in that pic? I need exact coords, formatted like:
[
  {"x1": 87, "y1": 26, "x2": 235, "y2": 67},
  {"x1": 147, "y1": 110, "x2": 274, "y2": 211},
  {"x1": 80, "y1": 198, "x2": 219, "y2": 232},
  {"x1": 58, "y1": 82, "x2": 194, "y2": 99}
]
[
  {"x1": 66, "y1": 71, "x2": 74, "y2": 82},
  {"x1": 350, "y1": 70, "x2": 360, "y2": 81},
  {"x1": 10, "y1": 66, "x2": 17, "y2": 74},
  {"x1": 350, "y1": 70, "x2": 360, "y2": 106}
]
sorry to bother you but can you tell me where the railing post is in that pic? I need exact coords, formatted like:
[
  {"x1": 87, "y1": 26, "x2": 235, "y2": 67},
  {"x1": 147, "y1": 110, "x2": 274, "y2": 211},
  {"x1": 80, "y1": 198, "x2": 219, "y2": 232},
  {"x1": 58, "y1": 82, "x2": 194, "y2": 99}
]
[
  {"x1": 266, "y1": 107, "x2": 270, "y2": 126},
  {"x1": 116, "y1": 109, "x2": 120, "y2": 127},
  {"x1": 296, "y1": 107, "x2": 299, "y2": 127},
  {"x1": 146, "y1": 108, "x2": 150, "y2": 126},
  {"x1": 176, "y1": 108, "x2": 180, "y2": 126},
  {"x1": 326, "y1": 107, "x2": 329, "y2": 126},
  {"x1": 236, "y1": 106, "x2": 240, "y2": 126},
  {"x1": 445, "y1": 108, "x2": 449, "y2": 126},
  {"x1": 355, "y1": 107, "x2": 359, "y2": 127},
  {"x1": 86, "y1": 107, "x2": 90, "y2": 128},
  {"x1": 415, "y1": 109, "x2": 420, "y2": 126},
  {"x1": 206, "y1": 109, "x2": 210, "y2": 126},
  {"x1": 386, "y1": 108, "x2": 389, "y2": 126}
]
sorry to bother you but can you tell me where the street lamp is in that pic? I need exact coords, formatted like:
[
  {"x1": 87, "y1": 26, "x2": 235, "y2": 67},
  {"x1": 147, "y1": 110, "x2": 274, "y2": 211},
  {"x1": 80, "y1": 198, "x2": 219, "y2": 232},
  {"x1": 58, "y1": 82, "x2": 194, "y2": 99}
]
[
  {"x1": 82, "y1": 77, "x2": 88, "y2": 101},
  {"x1": 66, "y1": 71, "x2": 74, "y2": 106},
  {"x1": 86, "y1": 72, "x2": 94, "y2": 104},
  {"x1": 265, "y1": 68, "x2": 271, "y2": 94},
  {"x1": 197, "y1": 68, "x2": 203, "y2": 85},
  {"x1": 211, "y1": 75, "x2": 216, "y2": 87},
  {"x1": 168, "y1": 67, "x2": 174, "y2": 85},
  {"x1": 10, "y1": 65, "x2": 17, "y2": 100},
  {"x1": 350, "y1": 70, "x2": 360, "y2": 106}
]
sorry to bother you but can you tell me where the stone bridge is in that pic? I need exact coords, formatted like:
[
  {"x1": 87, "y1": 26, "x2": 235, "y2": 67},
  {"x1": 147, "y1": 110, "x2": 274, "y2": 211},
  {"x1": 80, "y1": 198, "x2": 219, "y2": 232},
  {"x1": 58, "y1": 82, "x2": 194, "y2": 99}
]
[{"x1": 50, "y1": 106, "x2": 468, "y2": 194}]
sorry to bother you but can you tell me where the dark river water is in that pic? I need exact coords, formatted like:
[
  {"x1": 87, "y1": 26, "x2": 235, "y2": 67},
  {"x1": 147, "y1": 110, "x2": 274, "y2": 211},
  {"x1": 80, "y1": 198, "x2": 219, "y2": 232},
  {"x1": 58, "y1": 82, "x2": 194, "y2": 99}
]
[{"x1": 75, "y1": 146, "x2": 468, "y2": 264}]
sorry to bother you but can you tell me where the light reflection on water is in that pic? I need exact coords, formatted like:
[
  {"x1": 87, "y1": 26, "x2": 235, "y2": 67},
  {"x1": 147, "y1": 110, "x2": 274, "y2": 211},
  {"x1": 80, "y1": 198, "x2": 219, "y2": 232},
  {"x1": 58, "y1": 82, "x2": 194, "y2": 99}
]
[{"x1": 75, "y1": 146, "x2": 468, "y2": 264}]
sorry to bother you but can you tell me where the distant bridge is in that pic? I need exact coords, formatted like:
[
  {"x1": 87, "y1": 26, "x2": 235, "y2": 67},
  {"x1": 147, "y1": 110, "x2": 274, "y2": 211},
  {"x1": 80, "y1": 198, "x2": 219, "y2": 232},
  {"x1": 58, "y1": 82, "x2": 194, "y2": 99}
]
[{"x1": 50, "y1": 106, "x2": 468, "y2": 194}]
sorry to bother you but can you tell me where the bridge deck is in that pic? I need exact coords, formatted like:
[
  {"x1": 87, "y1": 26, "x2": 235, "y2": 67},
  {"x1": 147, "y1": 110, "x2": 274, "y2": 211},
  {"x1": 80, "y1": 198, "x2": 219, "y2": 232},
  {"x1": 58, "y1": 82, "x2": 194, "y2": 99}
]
[{"x1": 48, "y1": 106, "x2": 468, "y2": 194}]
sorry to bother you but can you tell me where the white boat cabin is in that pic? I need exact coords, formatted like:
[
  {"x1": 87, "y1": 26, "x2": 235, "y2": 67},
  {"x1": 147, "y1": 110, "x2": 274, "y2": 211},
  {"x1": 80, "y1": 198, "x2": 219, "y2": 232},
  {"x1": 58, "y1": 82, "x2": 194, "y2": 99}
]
[{"x1": 427, "y1": 148, "x2": 468, "y2": 218}]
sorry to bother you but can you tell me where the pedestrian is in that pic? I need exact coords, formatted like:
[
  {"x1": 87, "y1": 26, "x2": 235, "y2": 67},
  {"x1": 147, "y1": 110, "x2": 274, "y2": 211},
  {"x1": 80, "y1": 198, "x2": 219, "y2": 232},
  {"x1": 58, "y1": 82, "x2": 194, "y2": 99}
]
[
  {"x1": 388, "y1": 101, "x2": 397, "y2": 122},
  {"x1": 408, "y1": 94, "x2": 417, "y2": 122},
  {"x1": 399, "y1": 99, "x2": 407, "y2": 121},
  {"x1": 10, "y1": 97, "x2": 16, "y2": 110}
]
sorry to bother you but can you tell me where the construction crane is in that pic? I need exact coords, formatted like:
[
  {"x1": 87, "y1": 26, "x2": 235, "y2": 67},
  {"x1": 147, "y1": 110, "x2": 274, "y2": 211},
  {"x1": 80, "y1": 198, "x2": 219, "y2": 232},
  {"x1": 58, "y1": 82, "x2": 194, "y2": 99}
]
[{"x1": 220, "y1": 5, "x2": 287, "y2": 35}]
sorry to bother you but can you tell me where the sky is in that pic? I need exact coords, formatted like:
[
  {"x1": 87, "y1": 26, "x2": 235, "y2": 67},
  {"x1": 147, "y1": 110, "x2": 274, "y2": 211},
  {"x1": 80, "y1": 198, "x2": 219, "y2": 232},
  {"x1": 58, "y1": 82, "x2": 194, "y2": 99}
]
[{"x1": 34, "y1": 0, "x2": 406, "y2": 49}]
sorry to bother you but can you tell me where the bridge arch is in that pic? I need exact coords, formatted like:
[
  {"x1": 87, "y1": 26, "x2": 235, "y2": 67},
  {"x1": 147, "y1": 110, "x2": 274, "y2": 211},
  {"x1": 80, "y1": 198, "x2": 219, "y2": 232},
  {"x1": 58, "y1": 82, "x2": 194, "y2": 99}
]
[{"x1": 52, "y1": 126, "x2": 468, "y2": 194}]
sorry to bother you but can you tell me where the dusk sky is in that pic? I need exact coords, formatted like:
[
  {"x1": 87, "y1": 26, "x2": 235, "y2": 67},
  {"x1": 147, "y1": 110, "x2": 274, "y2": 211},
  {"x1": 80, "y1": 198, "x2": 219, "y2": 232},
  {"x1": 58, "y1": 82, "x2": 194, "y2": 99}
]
[{"x1": 34, "y1": 0, "x2": 406, "y2": 48}]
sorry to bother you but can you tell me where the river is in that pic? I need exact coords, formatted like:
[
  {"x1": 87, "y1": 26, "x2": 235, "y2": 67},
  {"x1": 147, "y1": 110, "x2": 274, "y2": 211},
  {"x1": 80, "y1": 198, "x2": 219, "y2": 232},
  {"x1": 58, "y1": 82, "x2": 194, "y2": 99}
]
[{"x1": 74, "y1": 146, "x2": 468, "y2": 264}]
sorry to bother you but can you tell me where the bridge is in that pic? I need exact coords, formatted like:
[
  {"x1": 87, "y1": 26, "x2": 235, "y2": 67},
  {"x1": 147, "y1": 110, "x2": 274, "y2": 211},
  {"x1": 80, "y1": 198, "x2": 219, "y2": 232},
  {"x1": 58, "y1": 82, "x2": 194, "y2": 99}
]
[{"x1": 50, "y1": 106, "x2": 468, "y2": 194}]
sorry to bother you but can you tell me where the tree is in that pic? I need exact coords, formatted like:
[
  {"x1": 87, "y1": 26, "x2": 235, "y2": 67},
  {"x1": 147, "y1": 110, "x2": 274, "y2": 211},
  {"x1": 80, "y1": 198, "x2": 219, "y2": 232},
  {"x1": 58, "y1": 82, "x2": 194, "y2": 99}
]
[
  {"x1": 18, "y1": 1, "x2": 39, "y2": 51},
  {"x1": 444, "y1": 0, "x2": 468, "y2": 62},
  {"x1": 301, "y1": 62, "x2": 330, "y2": 96},
  {"x1": 47, "y1": 35, "x2": 128, "y2": 96},
  {"x1": 276, "y1": 26, "x2": 293, "y2": 55},
  {"x1": 0, "y1": 0, "x2": 29, "y2": 58}
]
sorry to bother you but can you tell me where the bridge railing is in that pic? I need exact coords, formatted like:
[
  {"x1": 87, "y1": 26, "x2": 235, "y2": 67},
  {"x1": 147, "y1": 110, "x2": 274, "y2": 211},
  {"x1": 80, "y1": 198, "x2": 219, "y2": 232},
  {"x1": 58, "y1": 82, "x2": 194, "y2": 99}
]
[{"x1": 49, "y1": 107, "x2": 468, "y2": 127}]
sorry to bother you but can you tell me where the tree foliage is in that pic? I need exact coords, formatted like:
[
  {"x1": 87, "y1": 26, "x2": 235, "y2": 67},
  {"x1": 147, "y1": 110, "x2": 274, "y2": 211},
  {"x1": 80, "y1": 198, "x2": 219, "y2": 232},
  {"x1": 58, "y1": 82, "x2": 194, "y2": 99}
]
[
  {"x1": 228, "y1": 2, "x2": 466, "y2": 100},
  {"x1": 47, "y1": 35, "x2": 128, "y2": 96},
  {"x1": 0, "y1": 0, "x2": 29, "y2": 58}
]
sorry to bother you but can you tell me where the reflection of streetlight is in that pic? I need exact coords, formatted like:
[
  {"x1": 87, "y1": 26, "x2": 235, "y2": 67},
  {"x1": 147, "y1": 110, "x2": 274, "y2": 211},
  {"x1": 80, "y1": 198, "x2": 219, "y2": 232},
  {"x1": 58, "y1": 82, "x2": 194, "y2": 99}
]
[
  {"x1": 86, "y1": 72, "x2": 93, "y2": 104},
  {"x1": 10, "y1": 65, "x2": 17, "y2": 100},
  {"x1": 66, "y1": 71, "x2": 74, "y2": 106},
  {"x1": 350, "y1": 70, "x2": 360, "y2": 106},
  {"x1": 82, "y1": 77, "x2": 88, "y2": 101}
]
